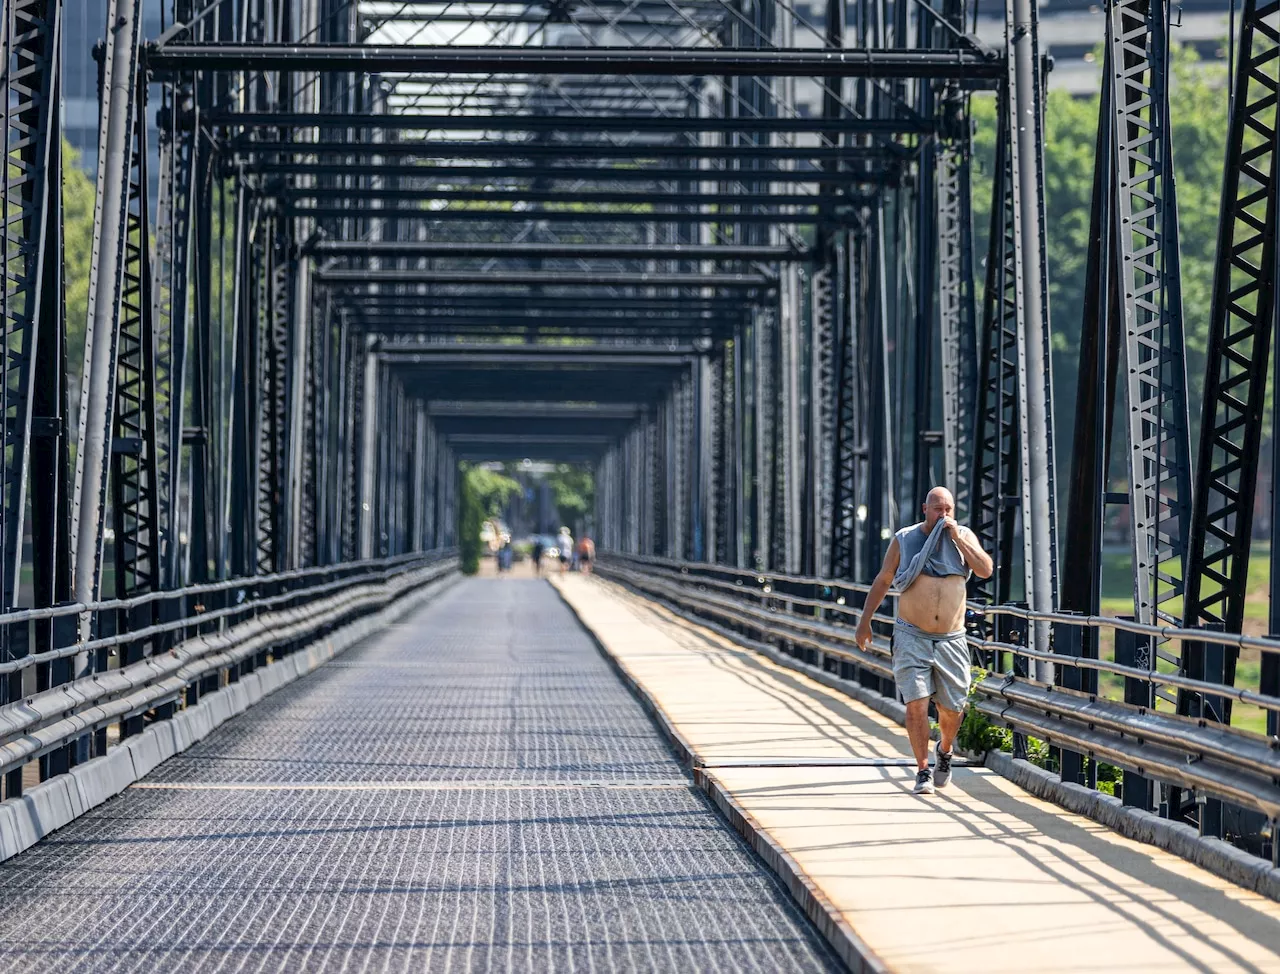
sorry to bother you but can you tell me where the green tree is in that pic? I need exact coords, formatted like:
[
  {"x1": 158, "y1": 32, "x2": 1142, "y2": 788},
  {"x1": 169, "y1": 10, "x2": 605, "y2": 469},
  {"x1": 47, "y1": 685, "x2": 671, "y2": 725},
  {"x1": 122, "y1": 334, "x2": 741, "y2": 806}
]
[
  {"x1": 466, "y1": 464, "x2": 522, "y2": 518},
  {"x1": 63, "y1": 142, "x2": 96, "y2": 400},
  {"x1": 544, "y1": 463, "x2": 594, "y2": 532},
  {"x1": 457, "y1": 463, "x2": 524, "y2": 573}
]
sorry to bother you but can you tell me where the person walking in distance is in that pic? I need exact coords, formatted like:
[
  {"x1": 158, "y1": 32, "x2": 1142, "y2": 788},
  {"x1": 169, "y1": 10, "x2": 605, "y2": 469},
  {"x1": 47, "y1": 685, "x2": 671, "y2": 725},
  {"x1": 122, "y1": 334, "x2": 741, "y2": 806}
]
[{"x1": 855, "y1": 486, "x2": 993, "y2": 795}]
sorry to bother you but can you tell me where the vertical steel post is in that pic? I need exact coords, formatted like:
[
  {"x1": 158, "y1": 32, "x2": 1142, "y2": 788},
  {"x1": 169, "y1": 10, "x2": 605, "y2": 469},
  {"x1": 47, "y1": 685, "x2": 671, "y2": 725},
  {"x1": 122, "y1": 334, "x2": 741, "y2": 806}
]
[
  {"x1": 359, "y1": 342, "x2": 379, "y2": 560},
  {"x1": 1007, "y1": 0, "x2": 1059, "y2": 664},
  {"x1": 73, "y1": 0, "x2": 144, "y2": 629}
]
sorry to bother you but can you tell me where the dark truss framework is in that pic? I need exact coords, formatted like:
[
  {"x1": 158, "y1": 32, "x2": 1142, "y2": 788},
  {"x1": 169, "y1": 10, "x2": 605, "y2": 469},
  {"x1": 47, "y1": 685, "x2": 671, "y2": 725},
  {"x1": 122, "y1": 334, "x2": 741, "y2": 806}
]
[{"x1": 0, "y1": 0, "x2": 1273, "y2": 856}]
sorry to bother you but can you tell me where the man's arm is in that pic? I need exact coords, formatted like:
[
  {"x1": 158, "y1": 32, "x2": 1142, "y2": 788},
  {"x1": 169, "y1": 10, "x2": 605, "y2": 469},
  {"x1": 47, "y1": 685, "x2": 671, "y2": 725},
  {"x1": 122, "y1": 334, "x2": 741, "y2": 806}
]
[
  {"x1": 946, "y1": 519, "x2": 994, "y2": 579},
  {"x1": 855, "y1": 539, "x2": 900, "y2": 651}
]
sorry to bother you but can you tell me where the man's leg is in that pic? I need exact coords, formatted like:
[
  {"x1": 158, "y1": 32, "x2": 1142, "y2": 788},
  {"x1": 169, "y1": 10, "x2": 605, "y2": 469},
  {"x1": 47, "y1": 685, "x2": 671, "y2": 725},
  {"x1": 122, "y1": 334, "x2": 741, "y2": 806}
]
[
  {"x1": 904, "y1": 697, "x2": 932, "y2": 771},
  {"x1": 936, "y1": 704, "x2": 963, "y2": 754},
  {"x1": 934, "y1": 634, "x2": 972, "y2": 757}
]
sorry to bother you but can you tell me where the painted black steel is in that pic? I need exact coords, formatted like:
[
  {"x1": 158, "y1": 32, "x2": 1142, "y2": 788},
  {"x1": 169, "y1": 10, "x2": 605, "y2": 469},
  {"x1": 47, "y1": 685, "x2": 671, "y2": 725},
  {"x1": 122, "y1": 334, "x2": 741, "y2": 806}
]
[{"x1": 147, "y1": 43, "x2": 1004, "y2": 78}]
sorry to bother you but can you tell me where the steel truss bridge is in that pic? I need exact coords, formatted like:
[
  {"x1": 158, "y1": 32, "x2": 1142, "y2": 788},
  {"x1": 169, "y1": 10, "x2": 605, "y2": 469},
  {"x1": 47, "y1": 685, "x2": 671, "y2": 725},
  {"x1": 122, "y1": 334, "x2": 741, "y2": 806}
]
[{"x1": 1, "y1": 0, "x2": 1280, "y2": 958}]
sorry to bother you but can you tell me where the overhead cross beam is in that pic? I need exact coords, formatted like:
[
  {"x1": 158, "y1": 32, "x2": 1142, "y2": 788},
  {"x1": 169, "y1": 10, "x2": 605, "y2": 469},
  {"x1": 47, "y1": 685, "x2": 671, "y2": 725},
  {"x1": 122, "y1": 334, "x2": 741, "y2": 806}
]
[
  {"x1": 288, "y1": 205, "x2": 839, "y2": 226},
  {"x1": 146, "y1": 43, "x2": 1004, "y2": 79},
  {"x1": 286, "y1": 187, "x2": 838, "y2": 209},
  {"x1": 233, "y1": 141, "x2": 903, "y2": 164},
  {"x1": 218, "y1": 112, "x2": 939, "y2": 136},
  {"x1": 311, "y1": 241, "x2": 804, "y2": 260},
  {"x1": 253, "y1": 162, "x2": 894, "y2": 186},
  {"x1": 315, "y1": 269, "x2": 772, "y2": 287}
]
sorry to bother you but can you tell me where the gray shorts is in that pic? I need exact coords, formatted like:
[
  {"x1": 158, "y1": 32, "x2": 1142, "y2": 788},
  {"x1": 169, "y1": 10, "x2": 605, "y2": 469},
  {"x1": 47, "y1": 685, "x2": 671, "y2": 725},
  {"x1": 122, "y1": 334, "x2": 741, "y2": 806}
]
[{"x1": 892, "y1": 620, "x2": 971, "y2": 712}]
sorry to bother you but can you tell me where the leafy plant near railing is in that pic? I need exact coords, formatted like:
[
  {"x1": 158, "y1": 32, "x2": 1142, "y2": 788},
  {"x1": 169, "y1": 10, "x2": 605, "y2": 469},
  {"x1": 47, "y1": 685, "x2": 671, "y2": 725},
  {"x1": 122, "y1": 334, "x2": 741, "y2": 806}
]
[
  {"x1": 957, "y1": 701, "x2": 1007, "y2": 754},
  {"x1": 957, "y1": 669, "x2": 1057, "y2": 772}
]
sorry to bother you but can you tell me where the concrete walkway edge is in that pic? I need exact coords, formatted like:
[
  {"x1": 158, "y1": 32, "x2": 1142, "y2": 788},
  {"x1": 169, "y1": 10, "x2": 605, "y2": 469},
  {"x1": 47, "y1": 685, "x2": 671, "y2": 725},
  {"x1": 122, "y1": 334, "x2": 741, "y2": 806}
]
[{"x1": 0, "y1": 573, "x2": 460, "y2": 864}]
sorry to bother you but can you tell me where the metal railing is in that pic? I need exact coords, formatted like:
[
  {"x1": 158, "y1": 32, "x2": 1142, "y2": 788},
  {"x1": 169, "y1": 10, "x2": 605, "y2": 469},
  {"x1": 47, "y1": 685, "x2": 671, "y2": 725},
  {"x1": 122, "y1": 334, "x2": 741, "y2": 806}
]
[
  {"x1": 0, "y1": 550, "x2": 457, "y2": 796},
  {"x1": 597, "y1": 552, "x2": 1280, "y2": 859}
]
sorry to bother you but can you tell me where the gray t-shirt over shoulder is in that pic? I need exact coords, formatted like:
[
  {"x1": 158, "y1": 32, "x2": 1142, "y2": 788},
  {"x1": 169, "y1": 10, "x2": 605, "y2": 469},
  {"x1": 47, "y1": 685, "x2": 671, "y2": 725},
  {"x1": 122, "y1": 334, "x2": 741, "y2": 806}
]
[{"x1": 892, "y1": 521, "x2": 971, "y2": 593}]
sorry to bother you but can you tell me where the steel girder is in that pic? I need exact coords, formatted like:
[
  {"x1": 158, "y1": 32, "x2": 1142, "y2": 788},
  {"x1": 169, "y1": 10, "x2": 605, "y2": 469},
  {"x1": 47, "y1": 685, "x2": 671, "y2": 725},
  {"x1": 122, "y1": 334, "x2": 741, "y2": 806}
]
[
  {"x1": 146, "y1": 43, "x2": 1005, "y2": 79},
  {"x1": 255, "y1": 161, "x2": 897, "y2": 186},
  {"x1": 970, "y1": 87, "x2": 1021, "y2": 608},
  {"x1": 0, "y1": 0, "x2": 68, "y2": 790},
  {"x1": 1180, "y1": 0, "x2": 1279, "y2": 764},
  {"x1": 316, "y1": 269, "x2": 772, "y2": 288},
  {"x1": 220, "y1": 112, "x2": 940, "y2": 136},
  {"x1": 311, "y1": 241, "x2": 802, "y2": 261}
]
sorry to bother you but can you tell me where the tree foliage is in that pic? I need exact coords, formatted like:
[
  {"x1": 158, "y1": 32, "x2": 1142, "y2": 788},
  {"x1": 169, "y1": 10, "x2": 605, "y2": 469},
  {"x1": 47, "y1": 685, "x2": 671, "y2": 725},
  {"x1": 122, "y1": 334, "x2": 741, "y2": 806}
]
[
  {"x1": 466, "y1": 465, "x2": 522, "y2": 518},
  {"x1": 458, "y1": 464, "x2": 521, "y2": 573},
  {"x1": 544, "y1": 463, "x2": 593, "y2": 530},
  {"x1": 64, "y1": 143, "x2": 96, "y2": 407}
]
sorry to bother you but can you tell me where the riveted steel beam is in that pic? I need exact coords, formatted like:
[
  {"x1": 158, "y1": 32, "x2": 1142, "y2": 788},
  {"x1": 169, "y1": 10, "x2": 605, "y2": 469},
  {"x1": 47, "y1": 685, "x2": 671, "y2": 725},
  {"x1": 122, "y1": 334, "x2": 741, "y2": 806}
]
[
  {"x1": 146, "y1": 43, "x2": 1004, "y2": 79},
  {"x1": 316, "y1": 269, "x2": 770, "y2": 288},
  {"x1": 235, "y1": 140, "x2": 901, "y2": 164},
  {"x1": 312, "y1": 241, "x2": 801, "y2": 260},
  {"x1": 218, "y1": 112, "x2": 938, "y2": 135},
  {"x1": 252, "y1": 162, "x2": 890, "y2": 185},
  {"x1": 288, "y1": 204, "x2": 835, "y2": 225},
  {"x1": 285, "y1": 187, "x2": 836, "y2": 208}
]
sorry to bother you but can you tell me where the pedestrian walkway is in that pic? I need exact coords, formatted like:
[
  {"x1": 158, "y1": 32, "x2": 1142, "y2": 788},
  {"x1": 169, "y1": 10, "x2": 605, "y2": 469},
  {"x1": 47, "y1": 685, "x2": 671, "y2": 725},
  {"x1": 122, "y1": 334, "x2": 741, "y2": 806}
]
[
  {"x1": 554, "y1": 574, "x2": 1280, "y2": 974},
  {"x1": 0, "y1": 580, "x2": 840, "y2": 973}
]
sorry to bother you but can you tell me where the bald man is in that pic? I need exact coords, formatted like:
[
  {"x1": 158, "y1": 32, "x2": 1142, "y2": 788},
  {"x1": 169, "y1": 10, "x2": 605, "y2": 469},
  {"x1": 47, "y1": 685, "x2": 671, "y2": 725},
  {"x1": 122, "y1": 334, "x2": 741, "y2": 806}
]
[{"x1": 855, "y1": 487, "x2": 993, "y2": 794}]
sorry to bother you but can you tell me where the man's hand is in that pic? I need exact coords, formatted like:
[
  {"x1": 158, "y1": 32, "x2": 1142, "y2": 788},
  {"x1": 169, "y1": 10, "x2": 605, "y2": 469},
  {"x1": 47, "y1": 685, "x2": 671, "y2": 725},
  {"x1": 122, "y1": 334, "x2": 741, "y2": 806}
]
[
  {"x1": 855, "y1": 620, "x2": 873, "y2": 652},
  {"x1": 941, "y1": 515, "x2": 959, "y2": 536}
]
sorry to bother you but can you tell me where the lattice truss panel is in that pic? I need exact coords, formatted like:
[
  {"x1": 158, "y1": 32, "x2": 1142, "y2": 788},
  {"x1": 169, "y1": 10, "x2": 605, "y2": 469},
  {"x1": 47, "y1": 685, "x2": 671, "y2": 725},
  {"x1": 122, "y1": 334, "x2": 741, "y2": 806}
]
[{"x1": 1181, "y1": 0, "x2": 1279, "y2": 712}]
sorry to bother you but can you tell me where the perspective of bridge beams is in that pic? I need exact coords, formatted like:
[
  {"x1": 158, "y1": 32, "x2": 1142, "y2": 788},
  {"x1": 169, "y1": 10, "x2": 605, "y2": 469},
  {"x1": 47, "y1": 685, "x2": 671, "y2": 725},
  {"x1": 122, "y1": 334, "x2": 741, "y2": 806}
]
[{"x1": 4, "y1": 0, "x2": 1280, "y2": 968}]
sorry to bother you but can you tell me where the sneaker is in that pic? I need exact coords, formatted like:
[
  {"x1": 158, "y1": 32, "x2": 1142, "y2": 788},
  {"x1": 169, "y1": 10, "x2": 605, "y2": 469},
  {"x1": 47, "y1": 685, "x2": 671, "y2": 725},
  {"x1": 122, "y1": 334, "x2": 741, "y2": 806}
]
[
  {"x1": 913, "y1": 769, "x2": 934, "y2": 795},
  {"x1": 934, "y1": 743, "x2": 953, "y2": 789}
]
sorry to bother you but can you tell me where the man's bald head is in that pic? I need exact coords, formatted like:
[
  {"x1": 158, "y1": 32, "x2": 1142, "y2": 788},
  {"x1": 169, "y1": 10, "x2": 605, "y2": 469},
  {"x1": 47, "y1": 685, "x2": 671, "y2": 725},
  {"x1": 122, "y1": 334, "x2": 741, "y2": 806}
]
[
  {"x1": 926, "y1": 486, "x2": 955, "y2": 507},
  {"x1": 922, "y1": 486, "x2": 955, "y2": 529}
]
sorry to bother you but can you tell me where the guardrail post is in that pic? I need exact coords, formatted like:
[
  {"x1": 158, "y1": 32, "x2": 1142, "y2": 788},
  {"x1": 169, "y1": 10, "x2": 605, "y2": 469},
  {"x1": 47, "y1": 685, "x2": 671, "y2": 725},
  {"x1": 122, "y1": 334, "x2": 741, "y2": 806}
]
[
  {"x1": 2, "y1": 619, "x2": 29, "y2": 797},
  {"x1": 1114, "y1": 622, "x2": 1154, "y2": 811},
  {"x1": 1053, "y1": 616, "x2": 1094, "y2": 787},
  {"x1": 40, "y1": 612, "x2": 79, "y2": 780},
  {"x1": 1265, "y1": 638, "x2": 1280, "y2": 739},
  {"x1": 1196, "y1": 623, "x2": 1227, "y2": 838},
  {"x1": 1000, "y1": 608, "x2": 1029, "y2": 760}
]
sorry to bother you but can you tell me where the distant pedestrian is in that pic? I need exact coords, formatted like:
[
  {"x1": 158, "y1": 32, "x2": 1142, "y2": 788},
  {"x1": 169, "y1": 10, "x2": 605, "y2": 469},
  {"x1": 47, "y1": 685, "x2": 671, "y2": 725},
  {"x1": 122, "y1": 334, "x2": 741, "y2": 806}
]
[
  {"x1": 575, "y1": 536, "x2": 595, "y2": 574},
  {"x1": 855, "y1": 486, "x2": 993, "y2": 795},
  {"x1": 531, "y1": 539, "x2": 545, "y2": 576},
  {"x1": 556, "y1": 527, "x2": 573, "y2": 575}
]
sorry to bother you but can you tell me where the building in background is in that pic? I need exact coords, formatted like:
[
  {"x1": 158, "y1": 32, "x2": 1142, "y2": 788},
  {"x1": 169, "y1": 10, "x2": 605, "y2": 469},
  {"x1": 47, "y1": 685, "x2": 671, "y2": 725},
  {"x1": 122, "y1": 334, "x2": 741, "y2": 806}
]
[
  {"x1": 64, "y1": 1, "x2": 163, "y2": 175},
  {"x1": 974, "y1": 0, "x2": 1233, "y2": 95},
  {"x1": 63, "y1": 0, "x2": 104, "y2": 171}
]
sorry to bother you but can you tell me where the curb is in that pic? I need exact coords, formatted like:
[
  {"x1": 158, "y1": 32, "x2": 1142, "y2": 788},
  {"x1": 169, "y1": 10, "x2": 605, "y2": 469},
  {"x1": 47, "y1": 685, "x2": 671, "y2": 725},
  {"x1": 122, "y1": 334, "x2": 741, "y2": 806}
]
[{"x1": 985, "y1": 750, "x2": 1280, "y2": 902}]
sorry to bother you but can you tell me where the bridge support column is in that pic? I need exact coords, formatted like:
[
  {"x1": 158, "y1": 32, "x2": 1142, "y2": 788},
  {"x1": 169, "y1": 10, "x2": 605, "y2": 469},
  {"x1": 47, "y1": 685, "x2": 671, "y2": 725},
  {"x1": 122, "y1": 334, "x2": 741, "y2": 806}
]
[
  {"x1": 1007, "y1": 0, "x2": 1060, "y2": 664},
  {"x1": 358, "y1": 341, "x2": 379, "y2": 560},
  {"x1": 73, "y1": 0, "x2": 144, "y2": 627}
]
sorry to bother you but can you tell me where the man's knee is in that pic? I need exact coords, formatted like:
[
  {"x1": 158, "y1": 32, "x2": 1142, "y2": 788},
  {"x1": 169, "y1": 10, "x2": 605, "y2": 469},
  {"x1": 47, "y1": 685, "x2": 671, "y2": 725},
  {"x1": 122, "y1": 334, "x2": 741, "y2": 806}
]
[
  {"x1": 904, "y1": 696, "x2": 931, "y2": 718},
  {"x1": 935, "y1": 702, "x2": 965, "y2": 720}
]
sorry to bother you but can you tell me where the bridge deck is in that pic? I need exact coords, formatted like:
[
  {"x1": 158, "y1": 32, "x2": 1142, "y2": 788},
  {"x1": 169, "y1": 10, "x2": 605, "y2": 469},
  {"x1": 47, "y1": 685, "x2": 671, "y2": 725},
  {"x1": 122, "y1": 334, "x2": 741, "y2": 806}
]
[
  {"x1": 0, "y1": 580, "x2": 840, "y2": 973},
  {"x1": 555, "y1": 574, "x2": 1280, "y2": 974}
]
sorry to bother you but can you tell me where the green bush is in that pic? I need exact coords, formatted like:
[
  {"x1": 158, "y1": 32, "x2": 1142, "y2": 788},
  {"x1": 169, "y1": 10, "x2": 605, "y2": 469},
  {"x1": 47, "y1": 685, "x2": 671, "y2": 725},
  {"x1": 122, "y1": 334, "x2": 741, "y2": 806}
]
[
  {"x1": 956, "y1": 705, "x2": 1007, "y2": 755},
  {"x1": 459, "y1": 474, "x2": 483, "y2": 575},
  {"x1": 955, "y1": 669, "x2": 1055, "y2": 771}
]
